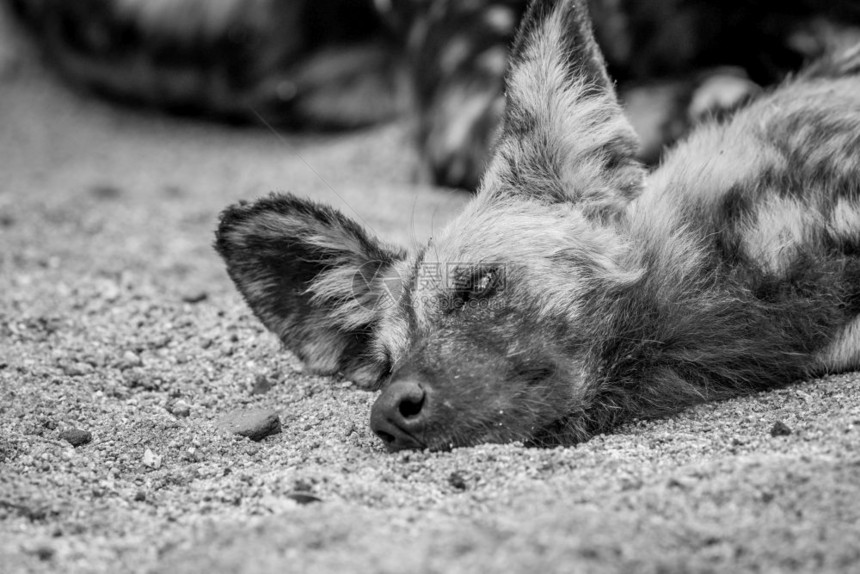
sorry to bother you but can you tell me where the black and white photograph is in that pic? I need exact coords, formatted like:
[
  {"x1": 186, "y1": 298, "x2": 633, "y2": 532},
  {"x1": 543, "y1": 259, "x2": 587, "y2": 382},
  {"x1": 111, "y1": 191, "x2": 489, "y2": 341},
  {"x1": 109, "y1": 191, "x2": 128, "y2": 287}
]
[{"x1": 2, "y1": 0, "x2": 860, "y2": 572}]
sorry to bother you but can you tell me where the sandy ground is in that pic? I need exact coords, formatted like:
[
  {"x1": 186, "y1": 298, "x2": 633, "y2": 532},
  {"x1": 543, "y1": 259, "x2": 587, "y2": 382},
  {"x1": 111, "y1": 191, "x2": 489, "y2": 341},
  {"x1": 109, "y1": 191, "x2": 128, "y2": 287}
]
[{"x1": 2, "y1": 11, "x2": 860, "y2": 574}]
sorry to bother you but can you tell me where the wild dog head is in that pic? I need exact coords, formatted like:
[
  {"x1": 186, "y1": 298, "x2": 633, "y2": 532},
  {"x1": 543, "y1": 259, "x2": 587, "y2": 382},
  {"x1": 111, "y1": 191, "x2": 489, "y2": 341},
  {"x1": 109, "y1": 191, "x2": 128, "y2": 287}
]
[{"x1": 216, "y1": 0, "x2": 645, "y2": 450}]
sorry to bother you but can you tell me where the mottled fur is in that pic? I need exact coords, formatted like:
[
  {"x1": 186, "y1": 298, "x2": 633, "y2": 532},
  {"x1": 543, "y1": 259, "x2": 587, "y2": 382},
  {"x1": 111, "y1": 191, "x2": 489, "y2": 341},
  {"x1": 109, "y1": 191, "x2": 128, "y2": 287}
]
[
  {"x1": 389, "y1": 0, "x2": 860, "y2": 188},
  {"x1": 11, "y1": 0, "x2": 860, "y2": 185},
  {"x1": 7, "y1": 0, "x2": 400, "y2": 128},
  {"x1": 217, "y1": 0, "x2": 860, "y2": 451}
]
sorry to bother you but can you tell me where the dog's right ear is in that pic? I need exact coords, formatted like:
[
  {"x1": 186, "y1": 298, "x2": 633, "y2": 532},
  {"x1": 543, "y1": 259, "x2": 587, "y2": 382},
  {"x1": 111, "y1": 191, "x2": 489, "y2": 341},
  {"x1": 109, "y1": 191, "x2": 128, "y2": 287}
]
[
  {"x1": 481, "y1": 0, "x2": 644, "y2": 219},
  {"x1": 215, "y1": 194, "x2": 405, "y2": 388}
]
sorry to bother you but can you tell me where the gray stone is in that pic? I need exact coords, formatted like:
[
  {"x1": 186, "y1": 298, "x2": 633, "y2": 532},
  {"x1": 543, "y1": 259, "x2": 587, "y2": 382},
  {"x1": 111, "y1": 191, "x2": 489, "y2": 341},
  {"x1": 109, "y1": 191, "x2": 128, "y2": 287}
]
[
  {"x1": 250, "y1": 375, "x2": 274, "y2": 396},
  {"x1": 119, "y1": 351, "x2": 142, "y2": 370},
  {"x1": 770, "y1": 421, "x2": 792, "y2": 437},
  {"x1": 217, "y1": 409, "x2": 281, "y2": 442},
  {"x1": 167, "y1": 399, "x2": 191, "y2": 418},
  {"x1": 61, "y1": 363, "x2": 93, "y2": 377},
  {"x1": 60, "y1": 428, "x2": 92, "y2": 447},
  {"x1": 181, "y1": 291, "x2": 208, "y2": 304},
  {"x1": 285, "y1": 492, "x2": 322, "y2": 505}
]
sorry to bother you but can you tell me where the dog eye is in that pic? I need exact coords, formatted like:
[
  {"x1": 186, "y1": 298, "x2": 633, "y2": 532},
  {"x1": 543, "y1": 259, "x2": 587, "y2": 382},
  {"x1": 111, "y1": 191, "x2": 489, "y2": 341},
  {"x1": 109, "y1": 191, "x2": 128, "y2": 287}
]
[
  {"x1": 450, "y1": 268, "x2": 500, "y2": 311},
  {"x1": 471, "y1": 270, "x2": 497, "y2": 297}
]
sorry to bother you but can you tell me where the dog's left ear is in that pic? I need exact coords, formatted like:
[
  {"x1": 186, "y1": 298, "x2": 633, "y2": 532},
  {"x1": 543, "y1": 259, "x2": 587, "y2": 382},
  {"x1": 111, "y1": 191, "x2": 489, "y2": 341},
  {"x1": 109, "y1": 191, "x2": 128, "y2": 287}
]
[
  {"x1": 215, "y1": 193, "x2": 404, "y2": 388},
  {"x1": 482, "y1": 0, "x2": 644, "y2": 218}
]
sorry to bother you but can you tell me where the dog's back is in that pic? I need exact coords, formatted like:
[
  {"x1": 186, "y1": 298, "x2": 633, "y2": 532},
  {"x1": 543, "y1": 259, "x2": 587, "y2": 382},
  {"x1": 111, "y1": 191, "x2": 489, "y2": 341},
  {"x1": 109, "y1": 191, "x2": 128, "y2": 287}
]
[{"x1": 631, "y1": 47, "x2": 860, "y2": 380}]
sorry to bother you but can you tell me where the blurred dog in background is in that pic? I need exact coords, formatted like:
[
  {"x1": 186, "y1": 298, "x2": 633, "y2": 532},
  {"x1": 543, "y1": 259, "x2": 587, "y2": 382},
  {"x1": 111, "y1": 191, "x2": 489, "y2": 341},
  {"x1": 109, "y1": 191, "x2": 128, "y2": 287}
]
[
  {"x1": 6, "y1": 0, "x2": 402, "y2": 129},
  {"x1": 8, "y1": 0, "x2": 860, "y2": 189}
]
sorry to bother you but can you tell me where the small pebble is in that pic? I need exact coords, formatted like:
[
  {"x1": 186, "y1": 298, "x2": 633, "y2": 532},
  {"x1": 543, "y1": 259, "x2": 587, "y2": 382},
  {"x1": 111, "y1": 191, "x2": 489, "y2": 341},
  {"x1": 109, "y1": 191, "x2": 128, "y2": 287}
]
[
  {"x1": 98, "y1": 281, "x2": 121, "y2": 302},
  {"x1": 120, "y1": 351, "x2": 142, "y2": 369},
  {"x1": 163, "y1": 185, "x2": 184, "y2": 197},
  {"x1": 250, "y1": 375, "x2": 273, "y2": 396},
  {"x1": 143, "y1": 448, "x2": 163, "y2": 469},
  {"x1": 216, "y1": 409, "x2": 281, "y2": 441},
  {"x1": 150, "y1": 335, "x2": 172, "y2": 349},
  {"x1": 667, "y1": 476, "x2": 696, "y2": 490},
  {"x1": 90, "y1": 184, "x2": 122, "y2": 199},
  {"x1": 167, "y1": 399, "x2": 191, "y2": 418},
  {"x1": 285, "y1": 492, "x2": 322, "y2": 505},
  {"x1": 182, "y1": 291, "x2": 208, "y2": 304},
  {"x1": 123, "y1": 369, "x2": 159, "y2": 390},
  {"x1": 448, "y1": 471, "x2": 468, "y2": 491},
  {"x1": 61, "y1": 362, "x2": 93, "y2": 377},
  {"x1": 26, "y1": 543, "x2": 55, "y2": 561},
  {"x1": 59, "y1": 428, "x2": 92, "y2": 447},
  {"x1": 770, "y1": 421, "x2": 792, "y2": 437}
]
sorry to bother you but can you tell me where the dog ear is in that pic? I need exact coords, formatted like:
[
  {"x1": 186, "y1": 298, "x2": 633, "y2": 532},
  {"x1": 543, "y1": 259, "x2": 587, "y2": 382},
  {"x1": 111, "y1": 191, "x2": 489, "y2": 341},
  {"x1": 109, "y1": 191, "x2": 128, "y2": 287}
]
[
  {"x1": 481, "y1": 0, "x2": 644, "y2": 219},
  {"x1": 215, "y1": 193, "x2": 404, "y2": 388}
]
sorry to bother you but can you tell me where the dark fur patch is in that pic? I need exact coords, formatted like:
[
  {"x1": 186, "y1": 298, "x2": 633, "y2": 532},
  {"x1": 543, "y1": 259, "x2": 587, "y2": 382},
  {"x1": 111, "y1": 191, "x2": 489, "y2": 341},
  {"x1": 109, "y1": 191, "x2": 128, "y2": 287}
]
[{"x1": 572, "y1": 252, "x2": 843, "y2": 437}]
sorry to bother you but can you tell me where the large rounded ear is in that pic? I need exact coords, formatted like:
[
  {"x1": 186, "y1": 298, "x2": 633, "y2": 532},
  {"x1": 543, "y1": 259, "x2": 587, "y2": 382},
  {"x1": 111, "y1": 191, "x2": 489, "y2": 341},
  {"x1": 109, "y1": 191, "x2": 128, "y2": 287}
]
[
  {"x1": 215, "y1": 194, "x2": 404, "y2": 388},
  {"x1": 481, "y1": 0, "x2": 645, "y2": 219}
]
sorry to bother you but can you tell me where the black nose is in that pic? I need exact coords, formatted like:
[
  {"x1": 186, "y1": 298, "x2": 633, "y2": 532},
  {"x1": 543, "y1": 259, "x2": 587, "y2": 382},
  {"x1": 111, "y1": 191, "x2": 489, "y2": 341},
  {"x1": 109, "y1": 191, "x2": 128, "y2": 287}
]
[{"x1": 370, "y1": 380, "x2": 428, "y2": 451}]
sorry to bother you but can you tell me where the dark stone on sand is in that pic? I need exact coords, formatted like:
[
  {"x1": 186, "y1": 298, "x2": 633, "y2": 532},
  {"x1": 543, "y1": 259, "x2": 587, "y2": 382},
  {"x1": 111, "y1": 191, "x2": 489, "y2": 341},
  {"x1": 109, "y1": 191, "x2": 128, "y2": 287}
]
[
  {"x1": 250, "y1": 375, "x2": 274, "y2": 396},
  {"x1": 217, "y1": 409, "x2": 281, "y2": 441},
  {"x1": 285, "y1": 492, "x2": 322, "y2": 505},
  {"x1": 770, "y1": 421, "x2": 792, "y2": 437},
  {"x1": 167, "y1": 400, "x2": 191, "y2": 418},
  {"x1": 448, "y1": 471, "x2": 468, "y2": 491},
  {"x1": 181, "y1": 291, "x2": 208, "y2": 304},
  {"x1": 60, "y1": 428, "x2": 92, "y2": 447}
]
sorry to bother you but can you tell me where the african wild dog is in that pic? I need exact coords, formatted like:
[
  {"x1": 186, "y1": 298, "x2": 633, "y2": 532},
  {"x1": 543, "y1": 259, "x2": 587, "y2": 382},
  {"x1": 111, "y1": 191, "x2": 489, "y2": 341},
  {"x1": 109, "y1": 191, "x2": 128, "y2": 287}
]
[
  {"x1": 217, "y1": 0, "x2": 860, "y2": 451},
  {"x1": 6, "y1": 0, "x2": 400, "y2": 129},
  {"x1": 392, "y1": 0, "x2": 860, "y2": 188},
  {"x1": 11, "y1": 0, "x2": 860, "y2": 186}
]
